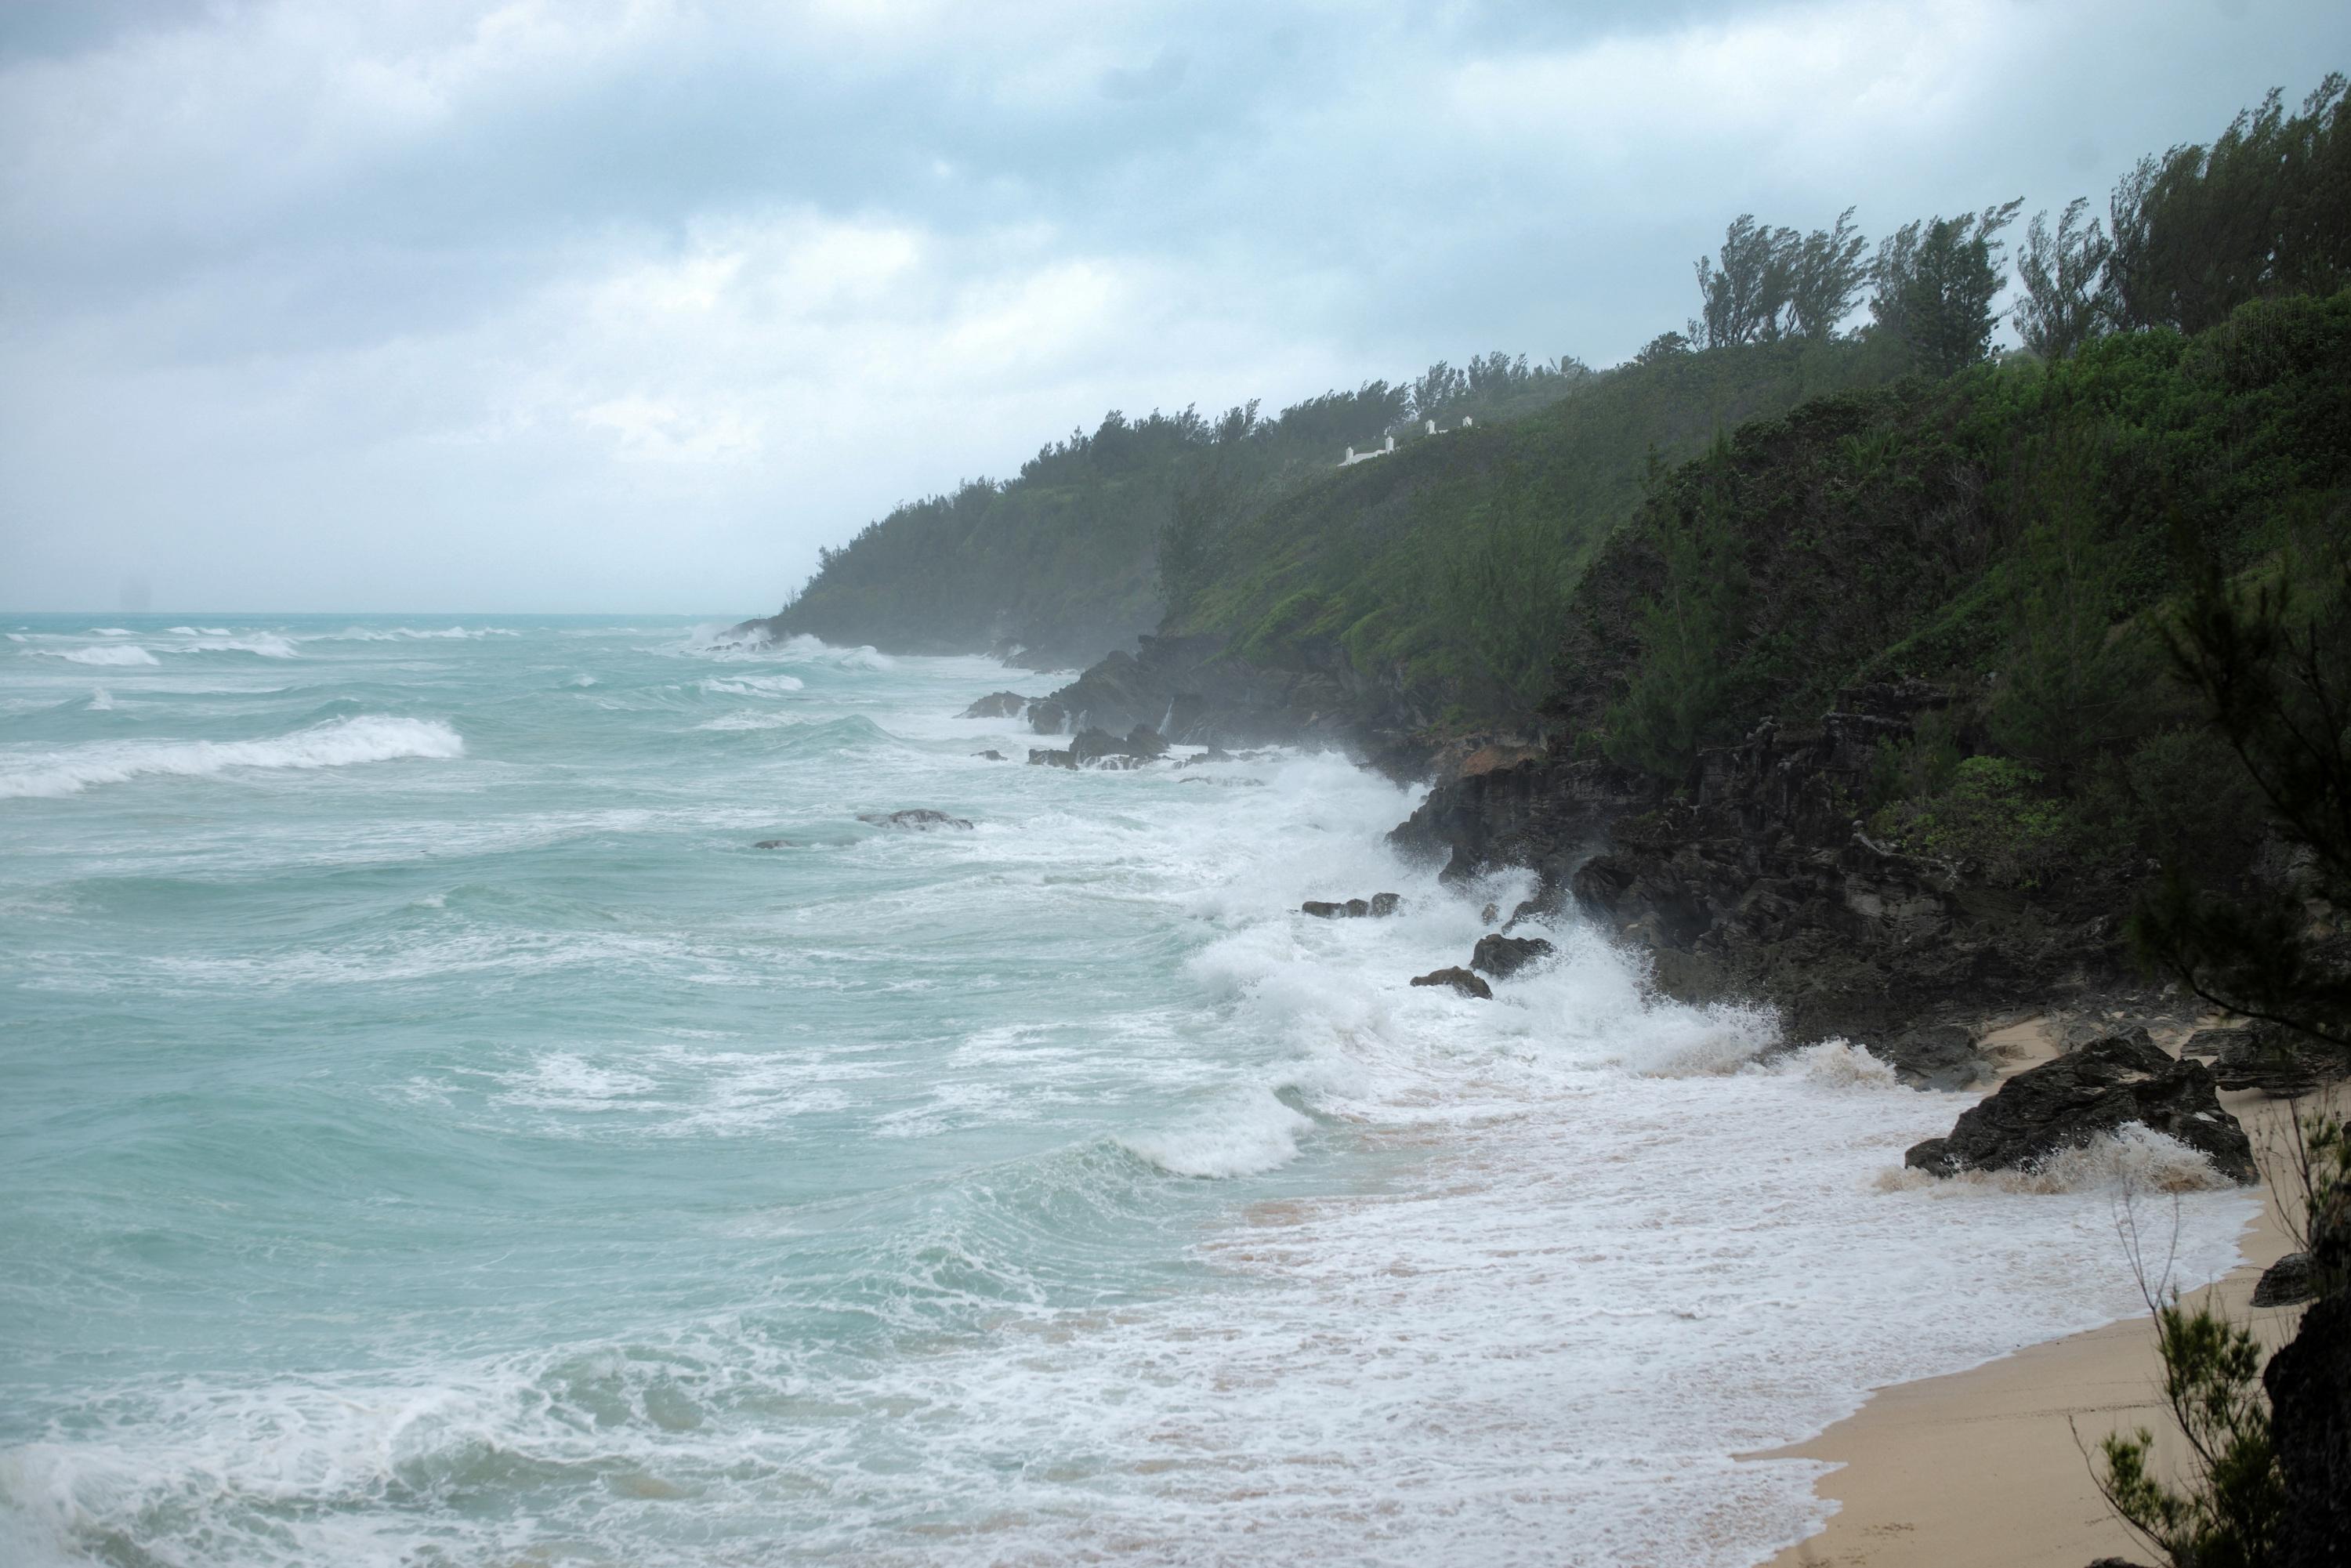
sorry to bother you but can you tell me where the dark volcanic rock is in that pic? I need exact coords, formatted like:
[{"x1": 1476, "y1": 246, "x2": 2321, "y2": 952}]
[
  {"x1": 1901, "y1": 1034, "x2": 2255, "y2": 1182},
  {"x1": 1869, "y1": 1023, "x2": 1994, "y2": 1091},
  {"x1": 2204, "y1": 1023, "x2": 2344, "y2": 1099},
  {"x1": 973, "y1": 749, "x2": 1005, "y2": 761},
  {"x1": 1027, "y1": 748, "x2": 1076, "y2": 769},
  {"x1": 858, "y1": 809, "x2": 973, "y2": 831},
  {"x1": 1396, "y1": 683, "x2": 2134, "y2": 1046},
  {"x1": 960, "y1": 691, "x2": 1031, "y2": 719},
  {"x1": 2254, "y1": 1251, "x2": 2320, "y2": 1308},
  {"x1": 1471, "y1": 934, "x2": 1555, "y2": 980},
  {"x1": 1370, "y1": 893, "x2": 1402, "y2": 918},
  {"x1": 1345, "y1": 898, "x2": 1371, "y2": 917},
  {"x1": 1480, "y1": 902, "x2": 1500, "y2": 925},
  {"x1": 1411, "y1": 966, "x2": 1493, "y2": 1000},
  {"x1": 1034, "y1": 632, "x2": 1433, "y2": 763},
  {"x1": 1302, "y1": 900, "x2": 1345, "y2": 918},
  {"x1": 2267, "y1": 1291, "x2": 2351, "y2": 1566}
]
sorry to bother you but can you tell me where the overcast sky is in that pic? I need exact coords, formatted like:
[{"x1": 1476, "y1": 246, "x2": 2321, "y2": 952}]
[{"x1": 2, "y1": 0, "x2": 2344, "y2": 614}]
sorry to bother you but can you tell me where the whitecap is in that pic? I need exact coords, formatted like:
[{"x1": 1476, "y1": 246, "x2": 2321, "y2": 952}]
[
  {"x1": 40, "y1": 645, "x2": 158, "y2": 667},
  {"x1": 0, "y1": 715, "x2": 463, "y2": 799},
  {"x1": 1119, "y1": 1090, "x2": 1312, "y2": 1178},
  {"x1": 185, "y1": 633, "x2": 299, "y2": 658}
]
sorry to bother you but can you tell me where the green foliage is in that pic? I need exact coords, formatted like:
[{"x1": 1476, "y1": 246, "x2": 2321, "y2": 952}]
[
  {"x1": 1987, "y1": 427, "x2": 2145, "y2": 782},
  {"x1": 1873, "y1": 756, "x2": 2075, "y2": 888},
  {"x1": 1867, "y1": 705, "x2": 1962, "y2": 810},
  {"x1": 1561, "y1": 289, "x2": 2351, "y2": 852},
  {"x1": 1173, "y1": 334, "x2": 1889, "y2": 726},
  {"x1": 2109, "y1": 74, "x2": 2350, "y2": 335},
  {"x1": 2014, "y1": 197, "x2": 2114, "y2": 359},
  {"x1": 1693, "y1": 210, "x2": 1871, "y2": 347},
  {"x1": 2095, "y1": 1300, "x2": 2284, "y2": 1568},
  {"x1": 1603, "y1": 446, "x2": 1747, "y2": 777},
  {"x1": 2132, "y1": 512, "x2": 2351, "y2": 1052},
  {"x1": 1869, "y1": 201, "x2": 2023, "y2": 376},
  {"x1": 1436, "y1": 470, "x2": 1582, "y2": 710}
]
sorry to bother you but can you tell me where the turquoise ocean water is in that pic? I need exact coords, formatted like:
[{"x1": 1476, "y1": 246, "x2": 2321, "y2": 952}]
[{"x1": 1, "y1": 614, "x2": 2258, "y2": 1566}]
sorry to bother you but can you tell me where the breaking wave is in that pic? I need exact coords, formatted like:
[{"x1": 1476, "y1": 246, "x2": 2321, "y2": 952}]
[{"x1": 0, "y1": 715, "x2": 464, "y2": 799}]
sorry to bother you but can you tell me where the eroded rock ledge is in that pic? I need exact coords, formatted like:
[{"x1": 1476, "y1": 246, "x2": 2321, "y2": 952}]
[{"x1": 1390, "y1": 681, "x2": 2133, "y2": 1047}]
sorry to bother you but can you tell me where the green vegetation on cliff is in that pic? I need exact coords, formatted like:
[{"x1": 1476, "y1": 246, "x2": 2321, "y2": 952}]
[{"x1": 769, "y1": 357, "x2": 1588, "y2": 662}]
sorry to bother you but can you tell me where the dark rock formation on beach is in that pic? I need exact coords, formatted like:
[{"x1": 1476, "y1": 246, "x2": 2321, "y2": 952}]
[
  {"x1": 2267, "y1": 1287, "x2": 2351, "y2": 1567},
  {"x1": 1868, "y1": 1023, "x2": 1994, "y2": 1091},
  {"x1": 1411, "y1": 966, "x2": 1493, "y2": 1000},
  {"x1": 1901, "y1": 1033, "x2": 2254, "y2": 1182},
  {"x1": 1393, "y1": 682, "x2": 2132, "y2": 1047},
  {"x1": 2193, "y1": 1023, "x2": 2348, "y2": 1099},
  {"x1": 2255, "y1": 1251, "x2": 2320, "y2": 1309},
  {"x1": 1471, "y1": 934, "x2": 1554, "y2": 979},
  {"x1": 859, "y1": 809, "x2": 973, "y2": 831}
]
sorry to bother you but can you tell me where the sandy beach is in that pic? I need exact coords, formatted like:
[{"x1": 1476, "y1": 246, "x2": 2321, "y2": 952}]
[{"x1": 1755, "y1": 1021, "x2": 2327, "y2": 1568}]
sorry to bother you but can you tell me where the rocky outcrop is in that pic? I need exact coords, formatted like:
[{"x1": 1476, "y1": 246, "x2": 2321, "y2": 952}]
[
  {"x1": 2267, "y1": 1291, "x2": 2351, "y2": 1566},
  {"x1": 1411, "y1": 966, "x2": 1493, "y2": 1000},
  {"x1": 753, "y1": 838, "x2": 792, "y2": 849},
  {"x1": 1393, "y1": 682, "x2": 2131, "y2": 1045},
  {"x1": 1032, "y1": 632, "x2": 1441, "y2": 773},
  {"x1": 1868, "y1": 1023, "x2": 1994, "y2": 1091},
  {"x1": 2194, "y1": 1023, "x2": 2347, "y2": 1099},
  {"x1": 2255, "y1": 1251, "x2": 2320, "y2": 1308},
  {"x1": 1028, "y1": 748, "x2": 1076, "y2": 768},
  {"x1": 858, "y1": 809, "x2": 973, "y2": 831},
  {"x1": 961, "y1": 691, "x2": 1033, "y2": 719},
  {"x1": 1471, "y1": 934, "x2": 1554, "y2": 979},
  {"x1": 1303, "y1": 894, "x2": 1404, "y2": 919},
  {"x1": 1902, "y1": 1034, "x2": 2255, "y2": 1182}
]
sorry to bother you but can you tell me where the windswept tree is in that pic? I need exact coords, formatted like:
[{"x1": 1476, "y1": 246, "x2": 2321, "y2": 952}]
[
  {"x1": 1694, "y1": 210, "x2": 1871, "y2": 347},
  {"x1": 1869, "y1": 201, "x2": 2023, "y2": 377},
  {"x1": 2013, "y1": 197, "x2": 2114, "y2": 359},
  {"x1": 2109, "y1": 74, "x2": 2350, "y2": 335},
  {"x1": 1784, "y1": 208, "x2": 1871, "y2": 339},
  {"x1": 1693, "y1": 214, "x2": 1798, "y2": 348}
]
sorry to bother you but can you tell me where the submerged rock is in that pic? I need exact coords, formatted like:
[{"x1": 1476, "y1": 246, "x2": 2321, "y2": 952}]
[
  {"x1": 960, "y1": 691, "x2": 1031, "y2": 719},
  {"x1": 1480, "y1": 903, "x2": 1500, "y2": 925},
  {"x1": 1471, "y1": 934, "x2": 1555, "y2": 980},
  {"x1": 857, "y1": 809, "x2": 973, "y2": 831},
  {"x1": 1370, "y1": 893, "x2": 1402, "y2": 918},
  {"x1": 1902, "y1": 1033, "x2": 2255, "y2": 1182},
  {"x1": 973, "y1": 749, "x2": 1005, "y2": 761},
  {"x1": 1868, "y1": 1023, "x2": 1995, "y2": 1092},
  {"x1": 1345, "y1": 898, "x2": 1371, "y2": 918},
  {"x1": 752, "y1": 838, "x2": 792, "y2": 849},
  {"x1": 1411, "y1": 966, "x2": 1494, "y2": 1000},
  {"x1": 1027, "y1": 748, "x2": 1076, "y2": 769}
]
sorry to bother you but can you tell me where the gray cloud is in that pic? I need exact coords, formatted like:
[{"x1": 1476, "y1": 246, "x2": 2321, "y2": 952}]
[{"x1": 2, "y1": 0, "x2": 2346, "y2": 613}]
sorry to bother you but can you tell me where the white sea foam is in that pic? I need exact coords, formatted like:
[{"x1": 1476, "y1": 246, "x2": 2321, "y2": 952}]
[
  {"x1": 39, "y1": 644, "x2": 158, "y2": 666},
  {"x1": 306, "y1": 625, "x2": 516, "y2": 642},
  {"x1": 0, "y1": 715, "x2": 463, "y2": 799},
  {"x1": 86, "y1": 688, "x2": 114, "y2": 712},
  {"x1": 1119, "y1": 1089, "x2": 1313, "y2": 1177},
  {"x1": 700, "y1": 674, "x2": 805, "y2": 696},
  {"x1": 0, "y1": 650, "x2": 2267, "y2": 1568},
  {"x1": 184, "y1": 633, "x2": 299, "y2": 658}
]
